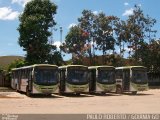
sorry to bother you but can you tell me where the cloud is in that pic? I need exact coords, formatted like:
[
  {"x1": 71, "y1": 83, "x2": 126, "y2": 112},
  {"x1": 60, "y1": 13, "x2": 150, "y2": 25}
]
[
  {"x1": 122, "y1": 8, "x2": 134, "y2": 16},
  {"x1": 11, "y1": 0, "x2": 31, "y2": 7},
  {"x1": 53, "y1": 41, "x2": 61, "y2": 49},
  {"x1": 68, "y1": 23, "x2": 77, "y2": 29},
  {"x1": 92, "y1": 11, "x2": 98, "y2": 15},
  {"x1": 92, "y1": 10, "x2": 102, "y2": 15},
  {"x1": 52, "y1": 0, "x2": 61, "y2": 3},
  {"x1": 124, "y1": 2, "x2": 129, "y2": 6},
  {"x1": 12, "y1": 0, "x2": 61, "y2": 7},
  {"x1": 0, "y1": 7, "x2": 20, "y2": 20}
]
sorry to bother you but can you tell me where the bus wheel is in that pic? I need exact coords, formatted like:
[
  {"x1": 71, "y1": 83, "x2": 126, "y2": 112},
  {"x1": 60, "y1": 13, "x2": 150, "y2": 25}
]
[
  {"x1": 132, "y1": 91, "x2": 137, "y2": 95},
  {"x1": 116, "y1": 86, "x2": 122, "y2": 94},
  {"x1": 89, "y1": 91, "x2": 94, "y2": 95},
  {"x1": 26, "y1": 86, "x2": 31, "y2": 97},
  {"x1": 59, "y1": 89, "x2": 64, "y2": 95},
  {"x1": 46, "y1": 94, "x2": 52, "y2": 97},
  {"x1": 101, "y1": 92, "x2": 106, "y2": 95}
]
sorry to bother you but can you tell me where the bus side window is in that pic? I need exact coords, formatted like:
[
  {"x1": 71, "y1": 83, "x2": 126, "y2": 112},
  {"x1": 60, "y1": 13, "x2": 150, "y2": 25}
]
[
  {"x1": 15, "y1": 71, "x2": 17, "y2": 80},
  {"x1": 11, "y1": 72, "x2": 14, "y2": 79},
  {"x1": 28, "y1": 69, "x2": 32, "y2": 80},
  {"x1": 22, "y1": 70, "x2": 25, "y2": 79},
  {"x1": 18, "y1": 70, "x2": 21, "y2": 80},
  {"x1": 24, "y1": 69, "x2": 26, "y2": 79},
  {"x1": 26, "y1": 69, "x2": 28, "y2": 79}
]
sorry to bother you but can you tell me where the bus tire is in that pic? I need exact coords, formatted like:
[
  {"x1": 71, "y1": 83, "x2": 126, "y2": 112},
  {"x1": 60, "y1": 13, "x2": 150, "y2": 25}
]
[
  {"x1": 132, "y1": 91, "x2": 137, "y2": 95},
  {"x1": 89, "y1": 91, "x2": 94, "y2": 95},
  {"x1": 46, "y1": 94, "x2": 52, "y2": 97},
  {"x1": 116, "y1": 86, "x2": 122, "y2": 94},
  {"x1": 26, "y1": 86, "x2": 31, "y2": 97},
  {"x1": 101, "y1": 92, "x2": 106, "y2": 95},
  {"x1": 59, "y1": 90, "x2": 65, "y2": 96}
]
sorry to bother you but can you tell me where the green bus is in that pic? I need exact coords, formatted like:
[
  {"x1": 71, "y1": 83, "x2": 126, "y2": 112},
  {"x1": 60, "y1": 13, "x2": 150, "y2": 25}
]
[
  {"x1": 59, "y1": 65, "x2": 89, "y2": 95},
  {"x1": 88, "y1": 66, "x2": 116, "y2": 94},
  {"x1": 115, "y1": 66, "x2": 148, "y2": 94},
  {"x1": 11, "y1": 64, "x2": 59, "y2": 96}
]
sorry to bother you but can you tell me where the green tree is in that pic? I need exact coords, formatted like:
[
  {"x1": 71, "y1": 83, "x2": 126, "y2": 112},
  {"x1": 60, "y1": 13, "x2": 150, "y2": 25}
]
[
  {"x1": 48, "y1": 50, "x2": 63, "y2": 66},
  {"x1": 126, "y1": 5, "x2": 156, "y2": 60},
  {"x1": 78, "y1": 10, "x2": 95, "y2": 65},
  {"x1": 135, "y1": 40, "x2": 160, "y2": 72},
  {"x1": 62, "y1": 26, "x2": 89, "y2": 64},
  {"x1": 95, "y1": 13, "x2": 118, "y2": 64},
  {"x1": 7, "y1": 59, "x2": 26, "y2": 72},
  {"x1": 18, "y1": 0, "x2": 58, "y2": 65},
  {"x1": 114, "y1": 20, "x2": 130, "y2": 57}
]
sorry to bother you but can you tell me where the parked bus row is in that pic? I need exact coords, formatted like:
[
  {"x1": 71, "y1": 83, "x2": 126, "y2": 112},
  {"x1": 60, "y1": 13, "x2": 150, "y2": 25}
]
[{"x1": 11, "y1": 64, "x2": 149, "y2": 96}]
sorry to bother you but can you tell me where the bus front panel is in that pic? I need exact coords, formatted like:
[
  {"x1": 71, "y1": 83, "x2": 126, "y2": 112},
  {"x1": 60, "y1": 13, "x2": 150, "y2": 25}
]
[
  {"x1": 65, "y1": 67, "x2": 89, "y2": 93},
  {"x1": 96, "y1": 68, "x2": 116, "y2": 92},
  {"x1": 32, "y1": 66, "x2": 59, "y2": 94},
  {"x1": 130, "y1": 67, "x2": 148, "y2": 91}
]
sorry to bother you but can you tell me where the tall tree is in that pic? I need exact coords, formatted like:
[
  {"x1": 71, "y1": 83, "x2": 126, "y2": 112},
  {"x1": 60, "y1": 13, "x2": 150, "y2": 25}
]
[
  {"x1": 78, "y1": 10, "x2": 96, "y2": 65},
  {"x1": 126, "y1": 5, "x2": 156, "y2": 60},
  {"x1": 95, "y1": 13, "x2": 118, "y2": 64},
  {"x1": 114, "y1": 20, "x2": 130, "y2": 57},
  {"x1": 18, "y1": 0, "x2": 59, "y2": 65},
  {"x1": 135, "y1": 40, "x2": 160, "y2": 72},
  {"x1": 62, "y1": 25, "x2": 89, "y2": 64}
]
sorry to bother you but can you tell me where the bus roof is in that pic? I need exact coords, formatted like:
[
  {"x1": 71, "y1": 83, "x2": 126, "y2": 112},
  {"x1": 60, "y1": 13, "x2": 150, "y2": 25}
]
[
  {"x1": 59, "y1": 65, "x2": 88, "y2": 69},
  {"x1": 88, "y1": 66, "x2": 114, "y2": 70},
  {"x1": 12, "y1": 64, "x2": 58, "y2": 71},
  {"x1": 116, "y1": 66, "x2": 146, "y2": 70}
]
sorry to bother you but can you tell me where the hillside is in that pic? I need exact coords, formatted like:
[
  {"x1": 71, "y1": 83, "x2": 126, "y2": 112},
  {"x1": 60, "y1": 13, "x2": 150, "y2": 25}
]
[{"x1": 0, "y1": 56, "x2": 24, "y2": 70}]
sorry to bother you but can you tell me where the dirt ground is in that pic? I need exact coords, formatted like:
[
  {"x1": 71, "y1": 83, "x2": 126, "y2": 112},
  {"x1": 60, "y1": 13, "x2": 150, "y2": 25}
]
[{"x1": 0, "y1": 89, "x2": 160, "y2": 114}]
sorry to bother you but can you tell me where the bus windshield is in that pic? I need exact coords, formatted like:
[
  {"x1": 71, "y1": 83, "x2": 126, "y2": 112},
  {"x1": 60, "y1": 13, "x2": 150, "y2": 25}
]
[
  {"x1": 67, "y1": 69, "x2": 88, "y2": 85},
  {"x1": 98, "y1": 70, "x2": 115, "y2": 84},
  {"x1": 132, "y1": 69, "x2": 148, "y2": 84},
  {"x1": 34, "y1": 67, "x2": 58, "y2": 85}
]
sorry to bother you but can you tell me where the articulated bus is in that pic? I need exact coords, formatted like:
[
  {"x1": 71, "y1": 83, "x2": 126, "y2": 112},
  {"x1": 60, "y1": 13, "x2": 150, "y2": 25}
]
[
  {"x1": 59, "y1": 65, "x2": 89, "y2": 95},
  {"x1": 88, "y1": 66, "x2": 116, "y2": 94},
  {"x1": 11, "y1": 64, "x2": 59, "y2": 96},
  {"x1": 115, "y1": 66, "x2": 148, "y2": 94}
]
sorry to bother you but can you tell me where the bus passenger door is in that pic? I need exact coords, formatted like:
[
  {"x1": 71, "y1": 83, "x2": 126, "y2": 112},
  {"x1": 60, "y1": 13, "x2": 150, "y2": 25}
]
[
  {"x1": 89, "y1": 70, "x2": 96, "y2": 92},
  {"x1": 123, "y1": 69, "x2": 130, "y2": 91},
  {"x1": 60, "y1": 70, "x2": 65, "y2": 92}
]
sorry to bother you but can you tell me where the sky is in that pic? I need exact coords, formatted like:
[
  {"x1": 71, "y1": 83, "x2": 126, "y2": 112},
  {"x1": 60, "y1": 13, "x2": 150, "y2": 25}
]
[{"x1": 0, "y1": 0, "x2": 160, "y2": 60}]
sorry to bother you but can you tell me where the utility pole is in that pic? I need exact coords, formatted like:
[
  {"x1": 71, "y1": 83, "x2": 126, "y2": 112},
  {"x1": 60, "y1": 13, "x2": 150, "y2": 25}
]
[{"x1": 60, "y1": 26, "x2": 63, "y2": 54}]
